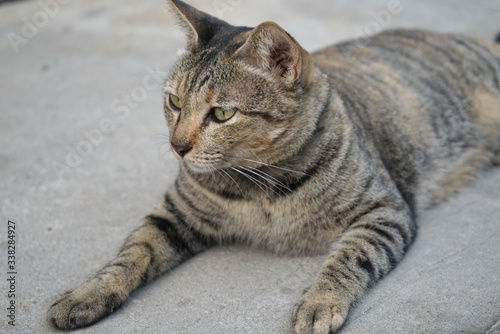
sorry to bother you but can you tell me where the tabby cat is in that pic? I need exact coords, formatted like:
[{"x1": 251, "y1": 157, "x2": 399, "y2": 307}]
[{"x1": 47, "y1": 0, "x2": 500, "y2": 333}]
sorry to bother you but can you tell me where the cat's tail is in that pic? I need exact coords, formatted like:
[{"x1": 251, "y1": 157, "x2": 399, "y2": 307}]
[{"x1": 495, "y1": 32, "x2": 500, "y2": 44}]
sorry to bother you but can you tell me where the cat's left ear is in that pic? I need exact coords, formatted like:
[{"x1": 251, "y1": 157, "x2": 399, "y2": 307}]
[
  {"x1": 168, "y1": 0, "x2": 227, "y2": 48},
  {"x1": 235, "y1": 21, "x2": 312, "y2": 89}
]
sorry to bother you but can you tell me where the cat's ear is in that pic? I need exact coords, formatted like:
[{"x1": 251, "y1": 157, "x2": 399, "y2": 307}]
[
  {"x1": 235, "y1": 21, "x2": 312, "y2": 88},
  {"x1": 167, "y1": 0, "x2": 227, "y2": 48}
]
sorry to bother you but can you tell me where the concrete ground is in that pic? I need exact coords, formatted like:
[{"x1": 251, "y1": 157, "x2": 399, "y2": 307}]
[{"x1": 1, "y1": 0, "x2": 500, "y2": 333}]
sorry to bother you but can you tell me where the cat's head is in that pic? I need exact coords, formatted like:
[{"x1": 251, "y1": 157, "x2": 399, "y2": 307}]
[{"x1": 165, "y1": 0, "x2": 322, "y2": 173}]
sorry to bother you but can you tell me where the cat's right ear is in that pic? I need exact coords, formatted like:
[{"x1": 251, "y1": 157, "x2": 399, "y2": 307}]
[{"x1": 167, "y1": 0, "x2": 227, "y2": 48}]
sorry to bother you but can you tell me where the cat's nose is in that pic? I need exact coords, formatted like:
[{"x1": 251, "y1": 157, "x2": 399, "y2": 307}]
[{"x1": 172, "y1": 144, "x2": 192, "y2": 158}]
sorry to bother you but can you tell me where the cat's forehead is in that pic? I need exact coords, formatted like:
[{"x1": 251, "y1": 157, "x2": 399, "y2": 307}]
[
  {"x1": 165, "y1": 26, "x2": 252, "y2": 94},
  {"x1": 166, "y1": 47, "x2": 241, "y2": 97},
  {"x1": 165, "y1": 50, "x2": 222, "y2": 95}
]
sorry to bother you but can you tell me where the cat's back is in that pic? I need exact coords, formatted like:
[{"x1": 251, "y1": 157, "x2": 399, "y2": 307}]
[
  {"x1": 313, "y1": 29, "x2": 500, "y2": 76},
  {"x1": 312, "y1": 29, "x2": 500, "y2": 208},
  {"x1": 313, "y1": 29, "x2": 500, "y2": 108}
]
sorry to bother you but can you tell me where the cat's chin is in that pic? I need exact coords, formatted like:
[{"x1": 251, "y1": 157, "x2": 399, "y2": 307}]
[{"x1": 185, "y1": 162, "x2": 219, "y2": 174}]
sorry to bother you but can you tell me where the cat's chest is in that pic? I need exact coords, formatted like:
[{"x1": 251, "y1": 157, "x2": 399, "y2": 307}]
[{"x1": 222, "y1": 195, "x2": 341, "y2": 254}]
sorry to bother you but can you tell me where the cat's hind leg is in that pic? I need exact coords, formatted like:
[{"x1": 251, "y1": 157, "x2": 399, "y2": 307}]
[
  {"x1": 471, "y1": 87, "x2": 500, "y2": 166},
  {"x1": 47, "y1": 198, "x2": 212, "y2": 330}
]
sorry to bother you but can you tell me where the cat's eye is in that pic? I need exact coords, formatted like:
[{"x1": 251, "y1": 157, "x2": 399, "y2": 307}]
[
  {"x1": 212, "y1": 107, "x2": 236, "y2": 122},
  {"x1": 169, "y1": 94, "x2": 182, "y2": 111}
]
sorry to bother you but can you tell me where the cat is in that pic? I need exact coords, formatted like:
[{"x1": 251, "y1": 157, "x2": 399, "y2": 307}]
[{"x1": 47, "y1": 0, "x2": 500, "y2": 333}]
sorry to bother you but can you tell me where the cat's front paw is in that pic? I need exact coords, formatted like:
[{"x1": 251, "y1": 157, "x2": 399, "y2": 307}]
[
  {"x1": 47, "y1": 280, "x2": 124, "y2": 330},
  {"x1": 292, "y1": 289, "x2": 349, "y2": 334}
]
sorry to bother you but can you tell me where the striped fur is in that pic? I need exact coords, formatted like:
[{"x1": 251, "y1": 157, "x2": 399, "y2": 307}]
[{"x1": 47, "y1": 1, "x2": 500, "y2": 332}]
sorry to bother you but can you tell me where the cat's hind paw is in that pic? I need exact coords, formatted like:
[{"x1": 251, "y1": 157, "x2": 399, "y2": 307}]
[{"x1": 292, "y1": 290, "x2": 349, "y2": 334}]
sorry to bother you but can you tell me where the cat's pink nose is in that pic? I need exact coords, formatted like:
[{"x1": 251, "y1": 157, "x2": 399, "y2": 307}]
[{"x1": 172, "y1": 144, "x2": 192, "y2": 158}]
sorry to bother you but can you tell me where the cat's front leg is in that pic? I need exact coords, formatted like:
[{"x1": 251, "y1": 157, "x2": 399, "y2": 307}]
[
  {"x1": 292, "y1": 203, "x2": 416, "y2": 334},
  {"x1": 47, "y1": 196, "x2": 212, "y2": 330}
]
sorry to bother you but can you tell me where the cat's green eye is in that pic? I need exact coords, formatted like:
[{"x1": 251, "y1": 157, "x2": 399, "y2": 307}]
[
  {"x1": 169, "y1": 94, "x2": 182, "y2": 111},
  {"x1": 213, "y1": 107, "x2": 236, "y2": 122}
]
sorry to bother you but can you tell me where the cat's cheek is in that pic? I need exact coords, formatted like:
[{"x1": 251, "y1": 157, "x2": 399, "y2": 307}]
[{"x1": 165, "y1": 112, "x2": 180, "y2": 129}]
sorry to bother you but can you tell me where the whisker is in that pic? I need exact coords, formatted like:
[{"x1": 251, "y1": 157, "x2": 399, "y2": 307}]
[
  {"x1": 148, "y1": 133, "x2": 173, "y2": 163},
  {"x1": 150, "y1": 133, "x2": 171, "y2": 149},
  {"x1": 220, "y1": 168, "x2": 244, "y2": 195},
  {"x1": 240, "y1": 167, "x2": 289, "y2": 195},
  {"x1": 209, "y1": 165, "x2": 225, "y2": 185},
  {"x1": 246, "y1": 167, "x2": 293, "y2": 193},
  {"x1": 243, "y1": 158, "x2": 307, "y2": 176},
  {"x1": 158, "y1": 141, "x2": 172, "y2": 159},
  {"x1": 230, "y1": 167, "x2": 277, "y2": 197},
  {"x1": 160, "y1": 143, "x2": 172, "y2": 152},
  {"x1": 150, "y1": 133, "x2": 171, "y2": 139}
]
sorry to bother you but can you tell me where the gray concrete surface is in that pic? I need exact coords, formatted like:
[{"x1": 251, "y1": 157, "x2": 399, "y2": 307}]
[{"x1": 1, "y1": 0, "x2": 500, "y2": 333}]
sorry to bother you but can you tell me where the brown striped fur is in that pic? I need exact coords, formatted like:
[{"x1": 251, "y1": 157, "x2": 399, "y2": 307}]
[{"x1": 47, "y1": 1, "x2": 500, "y2": 332}]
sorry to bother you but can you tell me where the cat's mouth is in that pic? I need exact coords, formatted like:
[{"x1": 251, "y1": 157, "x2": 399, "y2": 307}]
[{"x1": 180, "y1": 152, "x2": 233, "y2": 174}]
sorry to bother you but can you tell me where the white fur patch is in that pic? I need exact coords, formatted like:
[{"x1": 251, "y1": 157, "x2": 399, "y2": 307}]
[{"x1": 176, "y1": 48, "x2": 187, "y2": 57}]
